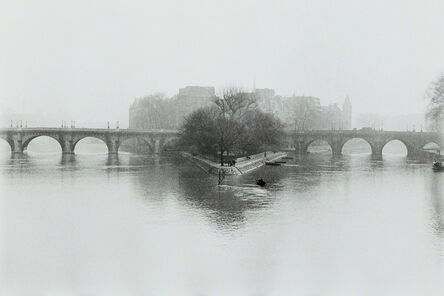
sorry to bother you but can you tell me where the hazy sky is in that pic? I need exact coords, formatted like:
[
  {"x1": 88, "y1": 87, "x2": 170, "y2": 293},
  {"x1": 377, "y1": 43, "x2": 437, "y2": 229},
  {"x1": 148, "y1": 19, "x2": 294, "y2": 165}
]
[{"x1": 1, "y1": 0, "x2": 444, "y2": 126}]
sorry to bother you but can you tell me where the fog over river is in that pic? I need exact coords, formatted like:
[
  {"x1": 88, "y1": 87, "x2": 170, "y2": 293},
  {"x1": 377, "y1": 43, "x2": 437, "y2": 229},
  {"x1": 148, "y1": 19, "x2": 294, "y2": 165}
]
[{"x1": 0, "y1": 140, "x2": 443, "y2": 295}]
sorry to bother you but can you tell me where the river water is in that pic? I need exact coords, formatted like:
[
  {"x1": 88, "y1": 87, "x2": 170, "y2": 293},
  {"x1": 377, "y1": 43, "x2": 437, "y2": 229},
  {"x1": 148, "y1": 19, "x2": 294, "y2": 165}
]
[{"x1": 0, "y1": 143, "x2": 443, "y2": 295}]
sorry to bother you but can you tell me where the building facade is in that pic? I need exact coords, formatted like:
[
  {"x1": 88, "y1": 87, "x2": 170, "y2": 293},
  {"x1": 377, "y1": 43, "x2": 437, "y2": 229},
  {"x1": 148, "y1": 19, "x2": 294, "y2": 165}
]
[
  {"x1": 129, "y1": 86, "x2": 216, "y2": 130},
  {"x1": 174, "y1": 86, "x2": 216, "y2": 127},
  {"x1": 342, "y1": 96, "x2": 352, "y2": 129},
  {"x1": 129, "y1": 86, "x2": 352, "y2": 131},
  {"x1": 253, "y1": 88, "x2": 352, "y2": 130}
]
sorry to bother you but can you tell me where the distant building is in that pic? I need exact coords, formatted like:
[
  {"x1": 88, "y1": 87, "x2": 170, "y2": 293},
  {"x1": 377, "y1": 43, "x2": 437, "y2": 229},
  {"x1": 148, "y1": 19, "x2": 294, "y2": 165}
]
[
  {"x1": 174, "y1": 86, "x2": 216, "y2": 127},
  {"x1": 342, "y1": 96, "x2": 352, "y2": 129},
  {"x1": 128, "y1": 86, "x2": 352, "y2": 131},
  {"x1": 280, "y1": 96, "x2": 321, "y2": 130},
  {"x1": 281, "y1": 95, "x2": 352, "y2": 130},
  {"x1": 129, "y1": 86, "x2": 216, "y2": 130},
  {"x1": 319, "y1": 103, "x2": 343, "y2": 130},
  {"x1": 255, "y1": 88, "x2": 277, "y2": 114}
]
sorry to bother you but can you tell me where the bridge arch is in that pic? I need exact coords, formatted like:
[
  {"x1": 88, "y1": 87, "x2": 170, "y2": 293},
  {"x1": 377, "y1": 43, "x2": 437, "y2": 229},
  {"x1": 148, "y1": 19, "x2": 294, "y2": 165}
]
[
  {"x1": 119, "y1": 135, "x2": 179, "y2": 154},
  {"x1": 422, "y1": 141, "x2": 441, "y2": 150},
  {"x1": 162, "y1": 137, "x2": 179, "y2": 151},
  {"x1": 303, "y1": 139, "x2": 334, "y2": 155},
  {"x1": 72, "y1": 136, "x2": 109, "y2": 154},
  {"x1": 0, "y1": 137, "x2": 12, "y2": 153},
  {"x1": 22, "y1": 134, "x2": 63, "y2": 153},
  {"x1": 422, "y1": 141, "x2": 442, "y2": 156},
  {"x1": 340, "y1": 137, "x2": 374, "y2": 155},
  {"x1": 118, "y1": 136, "x2": 155, "y2": 154},
  {"x1": 381, "y1": 138, "x2": 411, "y2": 156}
]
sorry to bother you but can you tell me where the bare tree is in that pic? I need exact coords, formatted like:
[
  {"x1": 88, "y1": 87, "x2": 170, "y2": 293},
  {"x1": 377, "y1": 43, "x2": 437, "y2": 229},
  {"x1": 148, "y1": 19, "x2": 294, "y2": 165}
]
[
  {"x1": 292, "y1": 98, "x2": 321, "y2": 131},
  {"x1": 214, "y1": 87, "x2": 257, "y2": 120},
  {"x1": 426, "y1": 74, "x2": 444, "y2": 132},
  {"x1": 179, "y1": 87, "x2": 283, "y2": 166},
  {"x1": 212, "y1": 88, "x2": 257, "y2": 165}
]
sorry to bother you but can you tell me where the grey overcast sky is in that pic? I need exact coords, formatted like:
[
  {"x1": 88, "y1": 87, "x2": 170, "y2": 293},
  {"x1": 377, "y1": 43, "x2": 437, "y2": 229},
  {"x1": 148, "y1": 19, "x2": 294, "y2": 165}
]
[{"x1": 1, "y1": 0, "x2": 444, "y2": 126}]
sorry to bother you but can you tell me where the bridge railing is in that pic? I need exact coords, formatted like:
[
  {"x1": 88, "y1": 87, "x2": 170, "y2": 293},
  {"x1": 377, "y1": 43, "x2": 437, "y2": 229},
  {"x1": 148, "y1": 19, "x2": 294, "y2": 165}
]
[
  {"x1": 0, "y1": 127, "x2": 179, "y2": 134},
  {"x1": 286, "y1": 129, "x2": 436, "y2": 136}
]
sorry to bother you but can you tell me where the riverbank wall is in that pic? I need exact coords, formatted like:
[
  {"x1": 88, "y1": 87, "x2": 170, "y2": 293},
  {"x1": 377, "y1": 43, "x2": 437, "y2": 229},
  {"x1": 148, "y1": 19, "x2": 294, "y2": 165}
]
[{"x1": 181, "y1": 151, "x2": 287, "y2": 175}]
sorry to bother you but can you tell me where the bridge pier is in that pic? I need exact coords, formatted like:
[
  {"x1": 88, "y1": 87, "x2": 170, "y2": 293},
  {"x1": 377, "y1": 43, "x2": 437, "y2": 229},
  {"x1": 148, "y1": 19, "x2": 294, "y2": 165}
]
[
  {"x1": 371, "y1": 148, "x2": 383, "y2": 158},
  {"x1": 154, "y1": 141, "x2": 160, "y2": 153},
  {"x1": 60, "y1": 138, "x2": 75, "y2": 154},
  {"x1": 368, "y1": 141, "x2": 383, "y2": 158},
  {"x1": 6, "y1": 134, "x2": 25, "y2": 154},
  {"x1": 106, "y1": 137, "x2": 120, "y2": 154},
  {"x1": 11, "y1": 139, "x2": 24, "y2": 154},
  {"x1": 331, "y1": 142, "x2": 343, "y2": 156},
  {"x1": 294, "y1": 141, "x2": 306, "y2": 155}
]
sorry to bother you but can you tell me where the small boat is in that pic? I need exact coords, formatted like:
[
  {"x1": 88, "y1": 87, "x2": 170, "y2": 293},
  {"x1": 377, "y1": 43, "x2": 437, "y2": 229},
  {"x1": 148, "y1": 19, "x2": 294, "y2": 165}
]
[
  {"x1": 274, "y1": 160, "x2": 287, "y2": 164},
  {"x1": 256, "y1": 178, "x2": 266, "y2": 187},
  {"x1": 433, "y1": 161, "x2": 443, "y2": 171},
  {"x1": 265, "y1": 162, "x2": 281, "y2": 166}
]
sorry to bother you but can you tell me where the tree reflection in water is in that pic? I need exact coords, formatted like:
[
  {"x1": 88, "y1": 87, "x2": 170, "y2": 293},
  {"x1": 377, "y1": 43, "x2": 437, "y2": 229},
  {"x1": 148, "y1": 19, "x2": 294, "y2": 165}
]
[{"x1": 428, "y1": 172, "x2": 444, "y2": 240}]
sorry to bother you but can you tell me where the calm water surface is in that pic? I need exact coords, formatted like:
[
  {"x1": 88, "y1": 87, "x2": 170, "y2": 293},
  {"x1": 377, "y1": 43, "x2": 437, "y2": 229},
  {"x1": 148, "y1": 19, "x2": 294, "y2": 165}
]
[{"x1": 0, "y1": 145, "x2": 443, "y2": 295}]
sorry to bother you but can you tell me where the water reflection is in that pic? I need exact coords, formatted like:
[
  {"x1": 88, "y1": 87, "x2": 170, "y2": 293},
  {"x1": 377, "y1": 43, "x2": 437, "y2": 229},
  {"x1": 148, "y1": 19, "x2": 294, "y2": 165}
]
[
  {"x1": 7, "y1": 153, "x2": 29, "y2": 166},
  {"x1": 1, "y1": 149, "x2": 444, "y2": 295},
  {"x1": 106, "y1": 154, "x2": 121, "y2": 166},
  {"x1": 177, "y1": 167, "x2": 274, "y2": 231},
  {"x1": 428, "y1": 172, "x2": 444, "y2": 238},
  {"x1": 60, "y1": 154, "x2": 76, "y2": 165}
]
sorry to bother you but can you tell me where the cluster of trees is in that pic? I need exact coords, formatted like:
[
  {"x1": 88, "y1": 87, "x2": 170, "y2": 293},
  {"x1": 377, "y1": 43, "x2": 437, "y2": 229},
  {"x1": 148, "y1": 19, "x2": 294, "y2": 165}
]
[
  {"x1": 426, "y1": 74, "x2": 444, "y2": 132},
  {"x1": 284, "y1": 96, "x2": 348, "y2": 131},
  {"x1": 179, "y1": 88, "x2": 284, "y2": 165},
  {"x1": 129, "y1": 93, "x2": 178, "y2": 129},
  {"x1": 291, "y1": 97, "x2": 321, "y2": 131}
]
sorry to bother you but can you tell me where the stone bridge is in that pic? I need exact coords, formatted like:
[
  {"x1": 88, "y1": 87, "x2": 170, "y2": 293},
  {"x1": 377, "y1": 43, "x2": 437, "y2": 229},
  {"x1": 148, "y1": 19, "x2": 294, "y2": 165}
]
[
  {"x1": 1, "y1": 128, "x2": 441, "y2": 158},
  {"x1": 286, "y1": 130, "x2": 442, "y2": 157},
  {"x1": 0, "y1": 128, "x2": 179, "y2": 154}
]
